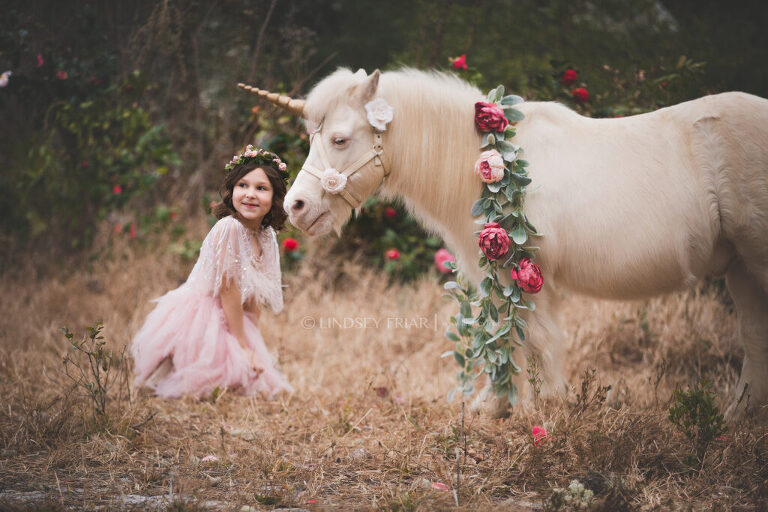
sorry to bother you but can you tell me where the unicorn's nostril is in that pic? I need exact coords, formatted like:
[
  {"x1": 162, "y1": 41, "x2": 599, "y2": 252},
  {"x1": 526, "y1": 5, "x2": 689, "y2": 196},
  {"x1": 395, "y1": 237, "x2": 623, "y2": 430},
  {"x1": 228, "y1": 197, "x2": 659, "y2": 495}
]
[{"x1": 291, "y1": 199, "x2": 305, "y2": 213}]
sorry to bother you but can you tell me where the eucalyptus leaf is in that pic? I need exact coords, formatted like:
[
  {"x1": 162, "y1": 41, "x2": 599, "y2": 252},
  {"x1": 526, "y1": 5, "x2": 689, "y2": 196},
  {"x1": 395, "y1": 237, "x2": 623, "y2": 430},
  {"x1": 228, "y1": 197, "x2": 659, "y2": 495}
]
[
  {"x1": 441, "y1": 350, "x2": 454, "y2": 358},
  {"x1": 507, "y1": 384, "x2": 520, "y2": 406},
  {"x1": 511, "y1": 222, "x2": 528, "y2": 244},
  {"x1": 510, "y1": 173, "x2": 532, "y2": 186},
  {"x1": 480, "y1": 277, "x2": 492, "y2": 297},
  {"x1": 489, "y1": 302, "x2": 499, "y2": 322},
  {"x1": 503, "y1": 285, "x2": 515, "y2": 297},
  {"x1": 460, "y1": 301, "x2": 472, "y2": 318},
  {"x1": 443, "y1": 281, "x2": 460, "y2": 290},
  {"x1": 501, "y1": 94, "x2": 524, "y2": 106},
  {"x1": 517, "y1": 159, "x2": 529, "y2": 167},
  {"x1": 445, "y1": 330, "x2": 460, "y2": 342},
  {"x1": 503, "y1": 108, "x2": 525, "y2": 122},
  {"x1": 470, "y1": 198, "x2": 485, "y2": 217},
  {"x1": 499, "y1": 212, "x2": 518, "y2": 230},
  {"x1": 487, "y1": 182, "x2": 502, "y2": 193},
  {"x1": 454, "y1": 351, "x2": 465, "y2": 367},
  {"x1": 524, "y1": 217, "x2": 538, "y2": 234}
]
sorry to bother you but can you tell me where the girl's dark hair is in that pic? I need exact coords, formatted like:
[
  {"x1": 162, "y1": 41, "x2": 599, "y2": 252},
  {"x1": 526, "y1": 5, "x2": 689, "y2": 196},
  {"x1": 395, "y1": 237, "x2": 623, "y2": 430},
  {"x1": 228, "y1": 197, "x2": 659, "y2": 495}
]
[{"x1": 213, "y1": 162, "x2": 288, "y2": 230}]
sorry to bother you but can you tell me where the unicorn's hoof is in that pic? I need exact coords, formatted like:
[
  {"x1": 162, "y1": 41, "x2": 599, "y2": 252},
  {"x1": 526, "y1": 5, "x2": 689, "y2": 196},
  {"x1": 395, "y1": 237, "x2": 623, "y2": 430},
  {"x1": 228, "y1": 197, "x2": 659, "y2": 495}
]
[{"x1": 469, "y1": 385, "x2": 510, "y2": 419}]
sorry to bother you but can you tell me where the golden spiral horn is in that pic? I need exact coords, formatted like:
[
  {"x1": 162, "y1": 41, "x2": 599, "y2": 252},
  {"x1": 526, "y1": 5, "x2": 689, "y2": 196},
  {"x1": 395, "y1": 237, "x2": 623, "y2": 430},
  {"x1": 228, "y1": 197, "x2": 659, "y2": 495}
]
[{"x1": 237, "y1": 83, "x2": 306, "y2": 117}]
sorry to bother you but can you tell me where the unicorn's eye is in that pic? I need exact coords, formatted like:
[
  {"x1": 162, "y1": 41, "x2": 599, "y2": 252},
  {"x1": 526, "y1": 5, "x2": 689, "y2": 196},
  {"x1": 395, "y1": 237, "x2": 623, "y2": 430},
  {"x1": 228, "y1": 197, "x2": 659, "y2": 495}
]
[{"x1": 331, "y1": 136, "x2": 348, "y2": 147}]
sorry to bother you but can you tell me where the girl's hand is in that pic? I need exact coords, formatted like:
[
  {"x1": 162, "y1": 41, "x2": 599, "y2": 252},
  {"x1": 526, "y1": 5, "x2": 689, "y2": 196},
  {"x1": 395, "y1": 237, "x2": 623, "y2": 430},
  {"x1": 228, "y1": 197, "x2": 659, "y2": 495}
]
[{"x1": 242, "y1": 347, "x2": 264, "y2": 377}]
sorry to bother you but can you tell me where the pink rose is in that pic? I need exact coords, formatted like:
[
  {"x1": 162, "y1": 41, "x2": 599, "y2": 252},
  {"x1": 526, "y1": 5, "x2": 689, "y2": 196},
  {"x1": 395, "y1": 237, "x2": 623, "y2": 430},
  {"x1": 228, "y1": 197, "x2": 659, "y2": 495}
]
[
  {"x1": 37, "y1": 54, "x2": 44, "y2": 67},
  {"x1": 451, "y1": 54, "x2": 467, "y2": 70},
  {"x1": 112, "y1": 185, "x2": 122, "y2": 195},
  {"x1": 572, "y1": 87, "x2": 589, "y2": 105},
  {"x1": 282, "y1": 238, "x2": 298, "y2": 252},
  {"x1": 386, "y1": 248, "x2": 400, "y2": 260},
  {"x1": 532, "y1": 425, "x2": 548, "y2": 446},
  {"x1": 434, "y1": 248, "x2": 455, "y2": 274},
  {"x1": 510, "y1": 258, "x2": 544, "y2": 293},
  {"x1": 384, "y1": 206, "x2": 397, "y2": 218},
  {"x1": 561, "y1": 69, "x2": 578, "y2": 86},
  {"x1": 474, "y1": 149, "x2": 505, "y2": 183},
  {"x1": 478, "y1": 222, "x2": 510, "y2": 260},
  {"x1": 474, "y1": 102, "x2": 509, "y2": 133}
]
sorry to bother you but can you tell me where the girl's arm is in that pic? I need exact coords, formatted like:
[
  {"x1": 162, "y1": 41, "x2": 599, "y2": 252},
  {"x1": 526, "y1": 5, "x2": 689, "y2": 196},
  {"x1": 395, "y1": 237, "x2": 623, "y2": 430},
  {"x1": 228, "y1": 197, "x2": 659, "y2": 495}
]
[{"x1": 220, "y1": 278, "x2": 250, "y2": 350}]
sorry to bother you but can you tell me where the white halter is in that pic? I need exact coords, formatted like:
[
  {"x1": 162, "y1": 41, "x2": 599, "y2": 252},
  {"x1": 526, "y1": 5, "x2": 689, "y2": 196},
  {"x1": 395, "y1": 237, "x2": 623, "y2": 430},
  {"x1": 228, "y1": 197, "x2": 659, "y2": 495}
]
[{"x1": 301, "y1": 124, "x2": 389, "y2": 209}]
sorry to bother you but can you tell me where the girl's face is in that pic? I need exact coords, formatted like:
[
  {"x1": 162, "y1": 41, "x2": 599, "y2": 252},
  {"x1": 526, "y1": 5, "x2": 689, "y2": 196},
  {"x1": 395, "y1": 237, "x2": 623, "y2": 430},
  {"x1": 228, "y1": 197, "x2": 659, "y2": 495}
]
[{"x1": 232, "y1": 167, "x2": 273, "y2": 227}]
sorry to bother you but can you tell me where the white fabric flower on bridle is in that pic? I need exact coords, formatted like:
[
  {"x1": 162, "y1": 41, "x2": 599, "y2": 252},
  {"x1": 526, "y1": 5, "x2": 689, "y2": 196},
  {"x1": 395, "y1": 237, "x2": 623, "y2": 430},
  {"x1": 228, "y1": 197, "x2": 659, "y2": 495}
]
[
  {"x1": 321, "y1": 168, "x2": 347, "y2": 194},
  {"x1": 364, "y1": 98, "x2": 394, "y2": 131}
]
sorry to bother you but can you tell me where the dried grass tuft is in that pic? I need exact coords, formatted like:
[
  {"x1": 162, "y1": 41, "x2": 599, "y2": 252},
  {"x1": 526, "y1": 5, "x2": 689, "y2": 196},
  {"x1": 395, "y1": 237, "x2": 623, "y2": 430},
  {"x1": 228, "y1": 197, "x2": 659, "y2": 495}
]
[{"x1": 1, "y1": 223, "x2": 766, "y2": 510}]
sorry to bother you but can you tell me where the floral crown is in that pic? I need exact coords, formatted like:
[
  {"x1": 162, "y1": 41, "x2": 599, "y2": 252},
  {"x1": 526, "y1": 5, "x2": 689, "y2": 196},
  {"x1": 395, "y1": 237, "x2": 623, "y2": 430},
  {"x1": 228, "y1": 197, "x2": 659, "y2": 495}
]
[{"x1": 225, "y1": 145, "x2": 288, "y2": 176}]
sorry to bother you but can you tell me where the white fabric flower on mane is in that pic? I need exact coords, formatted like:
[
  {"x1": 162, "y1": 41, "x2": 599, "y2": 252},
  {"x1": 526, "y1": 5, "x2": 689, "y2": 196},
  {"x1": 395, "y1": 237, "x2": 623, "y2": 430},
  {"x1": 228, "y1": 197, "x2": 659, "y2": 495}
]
[
  {"x1": 321, "y1": 168, "x2": 347, "y2": 194},
  {"x1": 365, "y1": 98, "x2": 394, "y2": 131}
]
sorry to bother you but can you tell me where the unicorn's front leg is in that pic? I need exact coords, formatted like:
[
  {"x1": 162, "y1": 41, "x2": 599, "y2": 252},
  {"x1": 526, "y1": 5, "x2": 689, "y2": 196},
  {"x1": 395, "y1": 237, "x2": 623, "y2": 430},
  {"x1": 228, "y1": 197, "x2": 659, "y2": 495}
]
[{"x1": 470, "y1": 290, "x2": 567, "y2": 417}]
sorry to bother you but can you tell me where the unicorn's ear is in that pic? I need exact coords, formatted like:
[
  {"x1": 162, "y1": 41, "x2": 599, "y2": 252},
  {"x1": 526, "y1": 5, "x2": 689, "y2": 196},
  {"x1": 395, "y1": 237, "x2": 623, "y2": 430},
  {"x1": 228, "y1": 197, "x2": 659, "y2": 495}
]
[{"x1": 352, "y1": 69, "x2": 380, "y2": 106}]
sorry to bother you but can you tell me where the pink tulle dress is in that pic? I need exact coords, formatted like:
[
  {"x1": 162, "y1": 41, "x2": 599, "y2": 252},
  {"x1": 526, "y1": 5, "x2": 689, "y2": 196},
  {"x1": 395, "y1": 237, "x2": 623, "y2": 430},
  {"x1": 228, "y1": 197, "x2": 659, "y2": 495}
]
[{"x1": 131, "y1": 215, "x2": 293, "y2": 399}]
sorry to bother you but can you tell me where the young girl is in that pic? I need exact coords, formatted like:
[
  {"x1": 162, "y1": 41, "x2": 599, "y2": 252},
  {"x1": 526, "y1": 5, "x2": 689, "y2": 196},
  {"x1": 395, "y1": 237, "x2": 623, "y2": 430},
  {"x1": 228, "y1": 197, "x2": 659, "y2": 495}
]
[{"x1": 131, "y1": 146, "x2": 293, "y2": 399}]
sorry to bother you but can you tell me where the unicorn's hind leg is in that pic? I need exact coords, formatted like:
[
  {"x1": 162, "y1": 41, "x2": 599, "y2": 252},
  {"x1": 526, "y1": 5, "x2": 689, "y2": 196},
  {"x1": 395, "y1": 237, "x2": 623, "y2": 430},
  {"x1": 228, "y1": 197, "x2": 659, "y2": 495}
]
[{"x1": 724, "y1": 259, "x2": 768, "y2": 420}]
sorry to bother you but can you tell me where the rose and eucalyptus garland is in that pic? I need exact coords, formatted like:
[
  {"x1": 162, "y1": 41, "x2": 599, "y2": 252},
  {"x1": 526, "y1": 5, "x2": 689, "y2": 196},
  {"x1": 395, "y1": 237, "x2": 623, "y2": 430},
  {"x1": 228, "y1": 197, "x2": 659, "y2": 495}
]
[{"x1": 443, "y1": 85, "x2": 544, "y2": 405}]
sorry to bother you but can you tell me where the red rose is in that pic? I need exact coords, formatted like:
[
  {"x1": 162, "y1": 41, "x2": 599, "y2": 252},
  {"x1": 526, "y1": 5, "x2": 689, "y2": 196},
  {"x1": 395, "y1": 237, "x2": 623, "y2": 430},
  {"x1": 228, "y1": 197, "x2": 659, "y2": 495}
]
[
  {"x1": 282, "y1": 237, "x2": 299, "y2": 252},
  {"x1": 113, "y1": 185, "x2": 122, "y2": 195},
  {"x1": 572, "y1": 88, "x2": 589, "y2": 105},
  {"x1": 385, "y1": 248, "x2": 400, "y2": 260},
  {"x1": 510, "y1": 258, "x2": 543, "y2": 293},
  {"x1": 434, "y1": 248, "x2": 455, "y2": 274},
  {"x1": 451, "y1": 54, "x2": 467, "y2": 70},
  {"x1": 474, "y1": 102, "x2": 509, "y2": 133},
  {"x1": 478, "y1": 222, "x2": 510, "y2": 260},
  {"x1": 384, "y1": 206, "x2": 397, "y2": 218},
  {"x1": 561, "y1": 69, "x2": 578, "y2": 86}
]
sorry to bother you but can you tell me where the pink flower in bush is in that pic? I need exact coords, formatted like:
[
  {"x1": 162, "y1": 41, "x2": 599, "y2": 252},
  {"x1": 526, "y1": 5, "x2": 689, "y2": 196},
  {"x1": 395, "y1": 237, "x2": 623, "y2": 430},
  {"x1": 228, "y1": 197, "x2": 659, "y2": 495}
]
[
  {"x1": 112, "y1": 185, "x2": 122, "y2": 195},
  {"x1": 478, "y1": 222, "x2": 510, "y2": 260},
  {"x1": 474, "y1": 149, "x2": 505, "y2": 183},
  {"x1": 384, "y1": 206, "x2": 397, "y2": 218},
  {"x1": 386, "y1": 248, "x2": 400, "y2": 260},
  {"x1": 129, "y1": 222, "x2": 137, "y2": 240},
  {"x1": 532, "y1": 425, "x2": 548, "y2": 446},
  {"x1": 510, "y1": 258, "x2": 544, "y2": 293},
  {"x1": 434, "y1": 248, "x2": 455, "y2": 274},
  {"x1": 114, "y1": 223, "x2": 123, "y2": 235},
  {"x1": 451, "y1": 54, "x2": 467, "y2": 70},
  {"x1": 474, "y1": 102, "x2": 509, "y2": 133},
  {"x1": 572, "y1": 87, "x2": 589, "y2": 104},
  {"x1": 36, "y1": 54, "x2": 44, "y2": 67},
  {"x1": 561, "y1": 69, "x2": 578, "y2": 86},
  {"x1": 56, "y1": 70, "x2": 68, "y2": 80},
  {"x1": 282, "y1": 237, "x2": 299, "y2": 252}
]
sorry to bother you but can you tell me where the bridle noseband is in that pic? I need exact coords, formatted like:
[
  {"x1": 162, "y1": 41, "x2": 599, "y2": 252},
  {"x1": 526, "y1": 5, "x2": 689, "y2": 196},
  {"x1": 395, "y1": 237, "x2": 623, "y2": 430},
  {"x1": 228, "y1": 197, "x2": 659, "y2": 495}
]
[{"x1": 300, "y1": 123, "x2": 390, "y2": 209}]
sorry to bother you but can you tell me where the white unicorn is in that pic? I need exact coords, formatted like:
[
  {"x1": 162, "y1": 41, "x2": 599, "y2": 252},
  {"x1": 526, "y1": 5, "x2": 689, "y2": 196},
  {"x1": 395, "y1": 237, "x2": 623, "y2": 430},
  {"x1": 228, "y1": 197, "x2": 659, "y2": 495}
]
[{"x1": 240, "y1": 68, "x2": 768, "y2": 420}]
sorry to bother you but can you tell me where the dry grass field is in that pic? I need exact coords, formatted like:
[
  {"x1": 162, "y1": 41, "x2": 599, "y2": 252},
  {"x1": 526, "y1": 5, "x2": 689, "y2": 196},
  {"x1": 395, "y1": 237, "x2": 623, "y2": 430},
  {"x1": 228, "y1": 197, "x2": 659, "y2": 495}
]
[{"x1": 1, "y1": 220, "x2": 767, "y2": 511}]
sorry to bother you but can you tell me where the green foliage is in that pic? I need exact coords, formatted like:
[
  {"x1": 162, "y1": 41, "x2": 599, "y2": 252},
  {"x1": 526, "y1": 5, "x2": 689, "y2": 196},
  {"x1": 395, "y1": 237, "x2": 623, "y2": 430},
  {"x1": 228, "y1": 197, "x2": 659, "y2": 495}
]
[
  {"x1": 443, "y1": 86, "x2": 540, "y2": 405},
  {"x1": 545, "y1": 480, "x2": 595, "y2": 512},
  {"x1": 329, "y1": 197, "x2": 446, "y2": 282},
  {"x1": 61, "y1": 322, "x2": 125, "y2": 428},
  {"x1": 668, "y1": 378, "x2": 727, "y2": 465}
]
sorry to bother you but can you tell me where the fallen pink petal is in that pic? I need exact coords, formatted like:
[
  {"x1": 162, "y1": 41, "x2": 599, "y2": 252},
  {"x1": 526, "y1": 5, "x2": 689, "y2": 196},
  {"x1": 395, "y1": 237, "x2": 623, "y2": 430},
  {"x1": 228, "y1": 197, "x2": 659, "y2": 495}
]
[
  {"x1": 431, "y1": 482, "x2": 450, "y2": 491},
  {"x1": 201, "y1": 455, "x2": 218, "y2": 462},
  {"x1": 532, "y1": 425, "x2": 549, "y2": 446}
]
